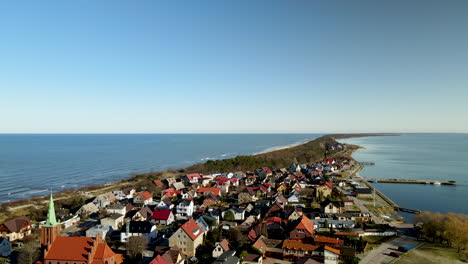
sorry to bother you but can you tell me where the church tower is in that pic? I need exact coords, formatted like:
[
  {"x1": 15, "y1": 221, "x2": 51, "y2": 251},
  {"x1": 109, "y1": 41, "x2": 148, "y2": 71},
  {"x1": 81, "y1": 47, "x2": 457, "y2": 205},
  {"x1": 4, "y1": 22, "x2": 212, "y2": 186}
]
[{"x1": 41, "y1": 194, "x2": 61, "y2": 251}]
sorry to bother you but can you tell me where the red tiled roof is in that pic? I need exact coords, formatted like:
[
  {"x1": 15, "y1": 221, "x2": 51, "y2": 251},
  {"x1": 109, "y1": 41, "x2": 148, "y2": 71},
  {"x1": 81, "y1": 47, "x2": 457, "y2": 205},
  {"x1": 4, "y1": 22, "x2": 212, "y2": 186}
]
[
  {"x1": 295, "y1": 215, "x2": 314, "y2": 234},
  {"x1": 180, "y1": 219, "x2": 202, "y2": 241},
  {"x1": 282, "y1": 240, "x2": 320, "y2": 251},
  {"x1": 324, "y1": 246, "x2": 341, "y2": 255},
  {"x1": 219, "y1": 239, "x2": 231, "y2": 251},
  {"x1": 186, "y1": 173, "x2": 201, "y2": 181},
  {"x1": 138, "y1": 191, "x2": 153, "y2": 200},
  {"x1": 45, "y1": 236, "x2": 94, "y2": 261},
  {"x1": 314, "y1": 236, "x2": 344, "y2": 245},
  {"x1": 324, "y1": 182, "x2": 333, "y2": 189},
  {"x1": 197, "y1": 187, "x2": 220, "y2": 196},
  {"x1": 151, "y1": 209, "x2": 172, "y2": 220},
  {"x1": 153, "y1": 180, "x2": 164, "y2": 186}
]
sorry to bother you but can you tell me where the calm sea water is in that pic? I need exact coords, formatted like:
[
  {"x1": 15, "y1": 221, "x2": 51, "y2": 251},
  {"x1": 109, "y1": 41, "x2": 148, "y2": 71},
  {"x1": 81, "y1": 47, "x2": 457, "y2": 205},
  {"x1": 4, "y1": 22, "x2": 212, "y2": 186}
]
[
  {"x1": 340, "y1": 134, "x2": 468, "y2": 217},
  {"x1": 0, "y1": 134, "x2": 321, "y2": 203}
]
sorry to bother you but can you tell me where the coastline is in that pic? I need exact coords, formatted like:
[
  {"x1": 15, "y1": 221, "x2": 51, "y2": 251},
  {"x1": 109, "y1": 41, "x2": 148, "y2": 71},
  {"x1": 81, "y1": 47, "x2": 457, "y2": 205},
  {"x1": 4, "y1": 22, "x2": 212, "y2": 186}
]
[{"x1": 0, "y1": 133, "x2": 387, "y2": 222}]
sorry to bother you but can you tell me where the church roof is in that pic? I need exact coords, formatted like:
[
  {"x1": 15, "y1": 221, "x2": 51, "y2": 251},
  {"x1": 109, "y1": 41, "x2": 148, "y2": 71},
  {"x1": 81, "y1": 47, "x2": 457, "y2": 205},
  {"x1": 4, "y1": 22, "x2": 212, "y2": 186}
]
[{"x1": 45, "y1": 236, "x2": 94, "y2": 261}]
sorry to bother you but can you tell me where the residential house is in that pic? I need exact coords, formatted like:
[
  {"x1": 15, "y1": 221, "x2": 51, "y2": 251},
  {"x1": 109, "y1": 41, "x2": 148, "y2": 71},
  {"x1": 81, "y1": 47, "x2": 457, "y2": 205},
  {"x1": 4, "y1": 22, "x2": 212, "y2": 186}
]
[
  {"x1": 93, "y1": 192, "x2": 116, "y2": 208},
  {"x1": 314, "y1": 236, "x2": 344, "y2": 247},
  {"x1": 107, "y1": 203, "x2": 127, "y2": 215},
  {"x1": 0, "y1": 238, "x2": 11, "y2": 257},
  {"x1": 213, "y1": 250, "x2": 239, "y2": 264},
  {"x1": 311, "y1": 219, "x2": 355, "y2": 230},
  {"x1": 132, "y1": 207, "x2": 153, "y2": 221},
  {"x1": 176, "y1": 199, "x2": 194, "y2": 219},
  {"x1": 315, "y1": 183, "x2": 333, "y2": 198},
  {"x1": 86, "y1": 224, "x2": 112, "y2": 238},
  {"x1": 324, "y1": 246, "x2": 340, "y2": 264},
  {"x1": 76, "y1": 202, "x2": 99, "y2": 216},
  {"x1": 0, "y1": 216, "x2": 32, "y2": 242},
  {"x1": 287, "y1": 191, "x2": 301, "y2": 204},
  {"x1": 290, "y1": 215, "x2": 314, "y2": 240},
  {"x1": 151, "y1": 247, "x2": 186, "y2": 264},
  {"x1": 197, "y1": 187, "x2": 221, "y2": 197},
  {"x1": 100, "y1": 213, "x2": 124, "y2": 230},
  {"x1": 182, "y1": 173, "x2": 202, "y2": 184},
  {"x1": 321, "y1": 199, "x2": 344, "y2": 214},
  {"x1": 162, "y1": 188, "x2": 181, "y2": 199},
  {"x1": 157, "y1": 198, "x2": 174, "y2": 209},
  {"x1": 168, "y1": 219, "x2": 204, "y2": 257},
  {"x1": 222, "y1": 208, "x2": 245, "y2": 221},
  {"x1": 282, "y1": 240, "x2": 321, "y2": 258},
  {"x1": 134, "y1": 191, "x2": 153, "y2": 205},
  {"x1": 151, "y1": 209, "x2": 175, "y2": 225},
  {"x1": 241, "y1": 254, "x2": 262, "y2": 264},
  {"x1": 172, "y1": 182, "x2": 186, "y2": 191},
  {"x1": 121, "y1": 221, "x2": 157, "y2": 243},
  {"x1": 238, "y1": 188, "x2": 257, "y2": 204},
  {"x1": 212, "y1": 239, "x2": 232, "y2": 258},
  {"x1": 113, "y1": 186, "x2": 136, "y2": 200}
]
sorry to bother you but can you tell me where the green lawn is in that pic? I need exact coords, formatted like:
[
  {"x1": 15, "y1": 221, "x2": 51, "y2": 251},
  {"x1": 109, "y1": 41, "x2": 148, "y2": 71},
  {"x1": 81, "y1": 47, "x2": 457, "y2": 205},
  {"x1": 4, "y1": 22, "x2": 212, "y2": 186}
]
[{"x1": 397, "y1": 243, "x2": 466, "y2": 264}]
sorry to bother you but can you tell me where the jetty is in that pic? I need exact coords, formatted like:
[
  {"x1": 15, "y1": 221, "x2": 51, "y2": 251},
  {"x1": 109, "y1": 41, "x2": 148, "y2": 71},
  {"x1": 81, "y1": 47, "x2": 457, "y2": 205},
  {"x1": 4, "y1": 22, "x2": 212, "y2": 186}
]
[
  {"x1": 366, "y1": 178, "x2": 456, "y2": 185},
  {"x1": 361, "y1": 180, "x2": 421, "y2": 214}
]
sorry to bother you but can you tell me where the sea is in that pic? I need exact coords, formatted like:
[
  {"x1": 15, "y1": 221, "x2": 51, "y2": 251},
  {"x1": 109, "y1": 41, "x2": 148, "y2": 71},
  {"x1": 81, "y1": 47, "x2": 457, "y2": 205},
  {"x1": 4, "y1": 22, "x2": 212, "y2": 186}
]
[
  {"x1": 0, "y1": 133, "x2": 321, "y2": 204},
  {"x1": 339, "y1": 133, "x2": 468, "y2": 220}
]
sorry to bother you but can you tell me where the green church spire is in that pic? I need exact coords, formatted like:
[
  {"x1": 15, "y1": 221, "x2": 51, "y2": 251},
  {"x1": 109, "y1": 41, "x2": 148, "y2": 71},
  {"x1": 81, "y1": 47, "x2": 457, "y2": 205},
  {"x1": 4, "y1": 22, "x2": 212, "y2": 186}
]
[{"x1": 43, "y1": 193, "x2": 59, "y2": 227}]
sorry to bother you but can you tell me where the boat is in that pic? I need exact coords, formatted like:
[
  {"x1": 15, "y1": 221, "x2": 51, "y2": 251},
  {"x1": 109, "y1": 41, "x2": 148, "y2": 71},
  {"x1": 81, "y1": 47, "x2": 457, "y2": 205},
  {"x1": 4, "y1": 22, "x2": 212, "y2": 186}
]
[{"x1": 433, "y1": 181, "x2": 441, "y2": 185}]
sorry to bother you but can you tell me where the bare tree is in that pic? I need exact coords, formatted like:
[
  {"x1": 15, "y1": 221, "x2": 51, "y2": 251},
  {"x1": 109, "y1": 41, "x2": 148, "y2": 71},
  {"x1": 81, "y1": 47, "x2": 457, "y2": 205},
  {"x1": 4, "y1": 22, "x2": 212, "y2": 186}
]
[
  {"x1": 127, "y1": 236, "x2": 147, "y2": 259},
  {"x1": 17, "y1": 241, "x2": 40, "y2": 264}
]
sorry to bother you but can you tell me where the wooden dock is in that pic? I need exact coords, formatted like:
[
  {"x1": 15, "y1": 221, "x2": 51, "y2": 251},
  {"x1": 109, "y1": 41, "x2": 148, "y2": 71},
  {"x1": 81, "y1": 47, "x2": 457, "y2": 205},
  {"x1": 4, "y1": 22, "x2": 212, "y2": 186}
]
[{"x1": 366, "y1": 178, "x2": 456, "y2": 185}]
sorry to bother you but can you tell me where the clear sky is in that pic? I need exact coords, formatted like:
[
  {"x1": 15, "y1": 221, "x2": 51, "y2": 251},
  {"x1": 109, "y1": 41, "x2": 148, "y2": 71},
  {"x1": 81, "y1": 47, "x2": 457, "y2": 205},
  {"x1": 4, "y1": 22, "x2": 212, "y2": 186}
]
[{"x1": 1, "y1": 0, "x2": 467, "y2": 133}]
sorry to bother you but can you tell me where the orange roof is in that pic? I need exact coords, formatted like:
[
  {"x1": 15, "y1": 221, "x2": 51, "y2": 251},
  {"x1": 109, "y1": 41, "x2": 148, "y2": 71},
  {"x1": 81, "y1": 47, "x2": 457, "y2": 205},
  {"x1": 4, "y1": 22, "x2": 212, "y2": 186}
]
[
  {"x1": 94, "y1": 242, "x2": 116, "y2": 259},
  {"x1": 324, "y1": 246, "x2": 340, "y2": 255},
  {"x1": 180, "y1": 219, "x2": 202, "y2": 241},
  {"x1": 314, "y1": 236, "x2": 344, "y2": 245},
  {"x1": 295, "y1": 215, "x2": 314, "y2": 234},
  {"x1": 45, "y1": 236, "x2": 94, "y2": 261},
  {"x1": 197, "y1": 187, "x2": 220, "y2": 196},
  {"x1": 138, "y1": 191, "x2": 153, "y2": 200},
  {"x1": 282, "y1": 240, "x2": 320, "y2": 251}
]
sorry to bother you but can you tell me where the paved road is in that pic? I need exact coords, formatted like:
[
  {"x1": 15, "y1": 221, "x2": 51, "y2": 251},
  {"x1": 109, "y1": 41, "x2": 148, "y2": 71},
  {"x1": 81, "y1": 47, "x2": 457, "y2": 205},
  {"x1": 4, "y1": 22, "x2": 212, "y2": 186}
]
[{"x1": 359, "y1": 236, "x2": 418, "y2": 264}]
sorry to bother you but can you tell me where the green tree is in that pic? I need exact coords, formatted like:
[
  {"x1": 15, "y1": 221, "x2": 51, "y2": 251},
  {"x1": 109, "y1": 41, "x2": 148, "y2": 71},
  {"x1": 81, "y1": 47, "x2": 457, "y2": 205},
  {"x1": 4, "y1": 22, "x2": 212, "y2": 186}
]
[
  {"x1": 224, "y1": 210, "x2": 235, "y2": 221},
  {"x1": 17, "y1": 241, "x2": 40, "y2": 264}
]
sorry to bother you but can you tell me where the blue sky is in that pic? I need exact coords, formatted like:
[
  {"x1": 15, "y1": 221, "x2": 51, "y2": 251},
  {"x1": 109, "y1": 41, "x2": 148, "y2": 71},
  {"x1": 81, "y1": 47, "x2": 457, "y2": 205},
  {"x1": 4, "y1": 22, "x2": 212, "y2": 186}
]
[{"x1": 1, "y1": 0, "x2": 467, "y2": 133}]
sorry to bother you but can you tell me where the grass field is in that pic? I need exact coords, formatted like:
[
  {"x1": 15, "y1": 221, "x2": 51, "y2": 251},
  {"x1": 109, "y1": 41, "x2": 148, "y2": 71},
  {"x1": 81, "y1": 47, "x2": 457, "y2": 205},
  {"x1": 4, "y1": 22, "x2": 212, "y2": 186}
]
[{"x1": 396, "y1": 243, "x2": 466, "y2": 264}]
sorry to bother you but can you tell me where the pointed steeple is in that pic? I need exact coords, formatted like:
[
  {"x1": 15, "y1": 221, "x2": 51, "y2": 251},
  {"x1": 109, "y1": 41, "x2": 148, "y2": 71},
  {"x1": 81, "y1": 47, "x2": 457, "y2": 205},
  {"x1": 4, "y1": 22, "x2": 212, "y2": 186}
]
[{"x1": 43, "y1": 193, "x2": 59, "y2": 227}]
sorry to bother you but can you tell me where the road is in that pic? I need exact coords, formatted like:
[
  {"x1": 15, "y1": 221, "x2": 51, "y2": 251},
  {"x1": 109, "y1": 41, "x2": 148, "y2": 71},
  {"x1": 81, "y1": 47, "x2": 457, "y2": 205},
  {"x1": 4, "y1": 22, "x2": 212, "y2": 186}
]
[{"x1": 359, "y1": 236, "x2": 419, "y2": 264}]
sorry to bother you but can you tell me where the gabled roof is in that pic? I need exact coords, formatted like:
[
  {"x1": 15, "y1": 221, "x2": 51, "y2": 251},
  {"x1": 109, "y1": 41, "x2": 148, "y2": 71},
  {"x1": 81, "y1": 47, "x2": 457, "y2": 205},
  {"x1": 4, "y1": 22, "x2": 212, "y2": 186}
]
[
  {"x1": 137, "y1": 191, "x2": 153, "y2": 200},
  {"x1": 282, "y1": 240, "x2": 320, "y2": 251},
  {"x1": 218, "y1": 239, "x2": 231, "y2": 251},
  {"x1": 180, "y1": 219, "x2": 203, "y2": 241},
  {"x1": 324, "y1": 246, "x2": 340, "y2": 255},
  {"x1": 123, "y1": 221, "x2": 154, "y2": 234},
  {"x1": 45, "y1": 237, "x2": 92, "y2": 261},
  {"x1": 152, "y1": 209, "x2": 173, "y2": 220},
  {"x1": 314, "y1": 236, "x2": 344, "y2": 245},
  {"x1": 197, "y1": 187, "x2": 220, "y2": 196},
  {"x1": 1, "y1": 216, "x2": 31, "y2": 233},
  {"x1": 186, "y1": 173, "x2": 202, "y2": 181},
  {"x1": 295, "y1": 215, "x2": 314, "y2": 234}
]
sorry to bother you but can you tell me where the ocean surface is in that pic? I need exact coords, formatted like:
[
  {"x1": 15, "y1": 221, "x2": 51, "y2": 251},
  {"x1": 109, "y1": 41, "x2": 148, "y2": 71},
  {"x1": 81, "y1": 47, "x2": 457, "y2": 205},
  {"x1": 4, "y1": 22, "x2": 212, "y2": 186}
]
[
  {"x1": 0, "y1": 133, "x2": 321, "y2": 203},
  {"x1": 339, "y1": 134, "x2": 468, "y2": 219}
]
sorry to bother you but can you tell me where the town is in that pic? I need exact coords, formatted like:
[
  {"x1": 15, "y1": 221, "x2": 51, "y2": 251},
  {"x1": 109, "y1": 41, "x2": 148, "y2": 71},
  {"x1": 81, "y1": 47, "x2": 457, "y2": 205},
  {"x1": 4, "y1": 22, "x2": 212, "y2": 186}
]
[{"x1": 1, "y1": 146, "x2": 413, "y2": 264}]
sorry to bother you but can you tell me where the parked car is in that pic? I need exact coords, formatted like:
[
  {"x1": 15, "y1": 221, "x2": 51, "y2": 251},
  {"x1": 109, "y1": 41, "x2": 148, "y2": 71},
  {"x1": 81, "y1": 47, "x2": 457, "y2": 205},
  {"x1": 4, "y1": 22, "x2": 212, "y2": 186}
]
[{"x1": 389, "y1": 251, "x2": 401, "y2": 258}]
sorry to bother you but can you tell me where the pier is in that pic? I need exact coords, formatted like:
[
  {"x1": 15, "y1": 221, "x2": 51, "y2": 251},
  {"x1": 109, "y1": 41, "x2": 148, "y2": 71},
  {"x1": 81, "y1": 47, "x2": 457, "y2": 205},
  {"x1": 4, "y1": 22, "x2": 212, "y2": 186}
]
[
  {"x1": 361, "y1": 180, "x2": 421, "y2": 214},
  {"x1": 366, "y1": 178, "x2": 456, "y2": 185}
]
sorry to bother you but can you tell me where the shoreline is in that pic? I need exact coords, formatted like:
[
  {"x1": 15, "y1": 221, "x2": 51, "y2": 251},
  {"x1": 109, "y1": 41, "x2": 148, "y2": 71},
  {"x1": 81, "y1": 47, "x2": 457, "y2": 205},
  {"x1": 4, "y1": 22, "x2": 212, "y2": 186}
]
[{"x1": 0, "y1": 133, "x2": 389, "y2": 221}]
